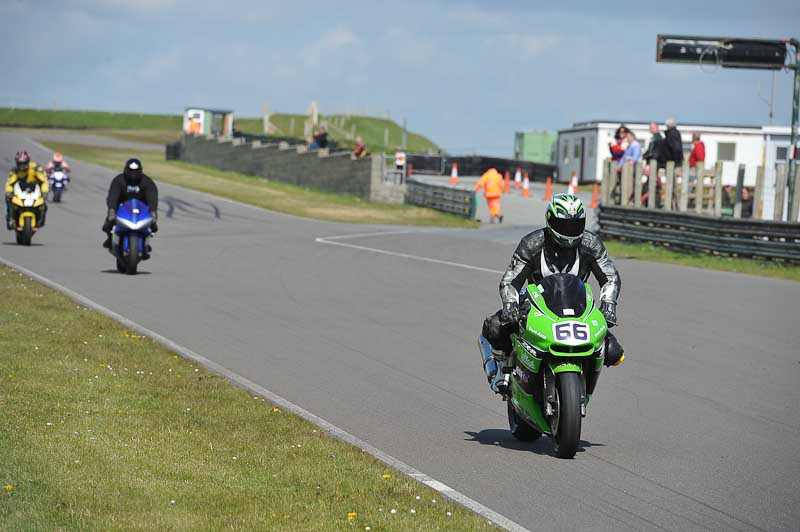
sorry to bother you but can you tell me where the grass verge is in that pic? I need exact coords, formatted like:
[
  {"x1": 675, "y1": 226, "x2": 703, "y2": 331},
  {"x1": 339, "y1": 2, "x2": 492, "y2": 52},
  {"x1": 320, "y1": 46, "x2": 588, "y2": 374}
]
[
  {"x1": 605, "y1": 240, "x2": 800, "y2": 282},
  {"x1": 41, "y1": 141, "x2": 478, "y2": 228},
  {"x1": 0, "y1": 265, "x2": 496, "y2": 531}
]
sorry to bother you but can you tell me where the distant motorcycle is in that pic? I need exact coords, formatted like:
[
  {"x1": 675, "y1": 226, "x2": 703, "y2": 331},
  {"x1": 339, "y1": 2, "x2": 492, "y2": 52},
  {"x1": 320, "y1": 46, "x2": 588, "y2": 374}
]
[
  {"x1": 111, "y1": 199, "x2": 153, "y2": 275},
  {"x1": 48, "y1": 169, "x2": 69, "y2": 202},
  {"x1": 9, "y1": 181, "x2": 45, "y2": 245}
]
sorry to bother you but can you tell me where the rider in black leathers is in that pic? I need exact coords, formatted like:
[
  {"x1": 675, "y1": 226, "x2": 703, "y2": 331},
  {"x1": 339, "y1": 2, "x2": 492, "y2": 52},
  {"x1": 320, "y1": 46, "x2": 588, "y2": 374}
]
[
  {"x1": 481, "y1": 194, "x2": 624, "y2": 393},
  {"x1": 102, "y1": 158, "x2": 158, "y2": 251}
]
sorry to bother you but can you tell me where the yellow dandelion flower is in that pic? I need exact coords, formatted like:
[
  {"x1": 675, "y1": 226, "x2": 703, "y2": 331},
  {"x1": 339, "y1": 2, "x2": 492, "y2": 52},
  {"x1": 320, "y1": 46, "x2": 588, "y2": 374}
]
[
  {"x1": 382, "y1": 473, "x2": 391, "y2": 479},
  {"x1": 4, "y1": 484, "x2": 13, "y2": 492},
  {"x1": 272, "y1": 407, "x2": 280, "y2": 413},
  {"x1": 347, "y1": 512, "x2": 357, "y2": 521}
]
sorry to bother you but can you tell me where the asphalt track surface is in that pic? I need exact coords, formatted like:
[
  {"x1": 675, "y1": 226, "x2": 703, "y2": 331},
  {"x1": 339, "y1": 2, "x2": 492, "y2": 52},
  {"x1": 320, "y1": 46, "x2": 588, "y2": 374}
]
[{"x1": 3, "y1": 131, "x2": 799, "y2": 532}]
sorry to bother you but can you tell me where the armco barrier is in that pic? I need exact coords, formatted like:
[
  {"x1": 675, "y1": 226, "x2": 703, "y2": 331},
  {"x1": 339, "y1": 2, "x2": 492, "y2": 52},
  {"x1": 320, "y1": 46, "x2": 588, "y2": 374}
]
[
  {"x1": 598, "y1": 205, "x2": 800, "y2": 261},
  {"x1": 406, "y1": 178, "x2": 476, "y2": 218}
]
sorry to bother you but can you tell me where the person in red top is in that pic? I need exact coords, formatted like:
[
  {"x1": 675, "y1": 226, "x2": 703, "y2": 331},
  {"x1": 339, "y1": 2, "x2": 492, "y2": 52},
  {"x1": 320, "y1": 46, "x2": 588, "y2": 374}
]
[
  {"x1": 474, "y1": 168, "x2": 505, "y2": 224},
  {"x1": 689, "y1": 132, "x2": 705, "y2": 168}
]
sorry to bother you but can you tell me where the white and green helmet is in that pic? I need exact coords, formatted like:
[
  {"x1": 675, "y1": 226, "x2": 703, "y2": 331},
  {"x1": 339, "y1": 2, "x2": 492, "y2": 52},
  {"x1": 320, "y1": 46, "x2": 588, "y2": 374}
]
[{"x1": 545, "y1": 194, "x2": 586, "y2": 248}]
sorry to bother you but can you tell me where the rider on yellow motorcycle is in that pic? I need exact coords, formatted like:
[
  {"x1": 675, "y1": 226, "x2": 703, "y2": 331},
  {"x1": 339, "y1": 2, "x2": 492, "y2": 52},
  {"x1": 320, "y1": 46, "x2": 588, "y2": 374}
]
[{"x1": 5, "y1": 151, "x2": 48, "y2": 230}]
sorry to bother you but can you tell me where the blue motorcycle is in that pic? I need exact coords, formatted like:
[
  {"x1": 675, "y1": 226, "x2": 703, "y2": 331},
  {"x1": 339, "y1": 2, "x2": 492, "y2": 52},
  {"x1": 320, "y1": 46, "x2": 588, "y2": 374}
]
[{"x1": 111, "y1": 199, "x2": 153, "y2": 275}]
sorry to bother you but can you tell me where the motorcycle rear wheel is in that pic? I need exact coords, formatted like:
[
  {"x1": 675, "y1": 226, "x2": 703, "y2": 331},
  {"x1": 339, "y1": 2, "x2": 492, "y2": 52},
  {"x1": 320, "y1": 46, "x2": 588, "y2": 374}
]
[
  {"x1": 552, "y1": 372, "x2": 582, "y2": 459},
  {"x1": 53, "y1": 188, "x2": 62, "y2": 203},
  {"x1": 507, "y1": 401, "x2": 542, "y2": 442}
]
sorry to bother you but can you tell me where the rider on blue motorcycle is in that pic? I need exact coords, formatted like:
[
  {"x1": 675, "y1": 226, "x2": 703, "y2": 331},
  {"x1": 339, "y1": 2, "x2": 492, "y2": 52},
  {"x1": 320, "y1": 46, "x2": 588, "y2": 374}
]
[
  {"x1": 481, "y1": 194, "x2": 625, "y2": 394},
  {"x1": 102, "y1": 158, "x2": 158, "y2": 251}
]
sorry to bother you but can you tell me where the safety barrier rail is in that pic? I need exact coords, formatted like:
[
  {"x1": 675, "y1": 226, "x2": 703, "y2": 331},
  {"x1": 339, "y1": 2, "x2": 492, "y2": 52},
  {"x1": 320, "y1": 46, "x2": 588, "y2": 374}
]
[
  {"x1": 405, "y1": 178, "x2": 476, "y2": 218},
  {"x1": 598, "y1": 205, "x2": 800, "y2": 262}
]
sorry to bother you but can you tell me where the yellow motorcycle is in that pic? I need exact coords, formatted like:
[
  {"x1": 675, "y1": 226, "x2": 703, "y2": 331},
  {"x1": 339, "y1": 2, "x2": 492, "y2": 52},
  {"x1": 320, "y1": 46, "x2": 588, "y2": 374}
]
[{"x1": 10, "y1": 181, "x2": 45, "y2": 245}]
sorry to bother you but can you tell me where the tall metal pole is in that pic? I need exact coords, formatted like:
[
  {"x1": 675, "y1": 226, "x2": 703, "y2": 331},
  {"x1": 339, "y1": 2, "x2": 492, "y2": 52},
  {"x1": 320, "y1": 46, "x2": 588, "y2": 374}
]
[{"x1": 788, "y1": 41, "x2": 800, "y2": 221}]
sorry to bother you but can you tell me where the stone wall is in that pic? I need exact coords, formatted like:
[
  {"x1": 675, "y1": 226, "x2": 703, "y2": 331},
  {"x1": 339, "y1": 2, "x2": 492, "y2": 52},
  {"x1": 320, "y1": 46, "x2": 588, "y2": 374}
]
[{"x1": 178, "y1": 135, "x2": 407, "y2": 202}]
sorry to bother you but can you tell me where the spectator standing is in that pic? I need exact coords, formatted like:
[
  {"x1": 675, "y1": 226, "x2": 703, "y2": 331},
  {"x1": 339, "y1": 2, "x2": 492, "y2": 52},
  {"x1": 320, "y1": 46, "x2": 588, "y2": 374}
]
[
  {"x1": 352, "y1": 136, "x2": 368, "y2": 159},
  {"x1": 609, "y1": 125, "x2": 629, "y2": 164},
  {"x1": 689, "y1": 132, "x2": 705, "y2": 168},
  {"x1": 662, "y1": 118, "x2": 684, "y2": 167},
  {"x1": 616, "y1": 130, "x2": 641, "y2": 170},
  {"x1": 308, "y1": 130, "x2": 319, "y2": 151},
  {"x1": 643, "y1": 122, "x2": 663, "y2": 164}
]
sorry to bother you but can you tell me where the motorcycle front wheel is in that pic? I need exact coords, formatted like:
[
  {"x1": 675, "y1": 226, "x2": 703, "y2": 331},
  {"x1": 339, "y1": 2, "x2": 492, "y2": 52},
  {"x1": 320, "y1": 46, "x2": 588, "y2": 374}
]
[
  {"x1": 552, "y1": 372, "x2": 582, "y2": 459},
  {"x1": 125, "y1": 235, "x2": 140, "y2": 275}
]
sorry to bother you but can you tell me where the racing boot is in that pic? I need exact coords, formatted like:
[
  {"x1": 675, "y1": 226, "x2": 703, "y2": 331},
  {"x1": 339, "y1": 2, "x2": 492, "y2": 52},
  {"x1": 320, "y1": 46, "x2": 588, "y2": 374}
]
[
  {"x1": 604, "y1": 333, "x2": 625, "y2": 367},
  {"x1": 490, "y1": 348, "x2": 511, "y2": 394},
  {"x1": 102, "y1": 232, "x2": 112, "y2": 249}
]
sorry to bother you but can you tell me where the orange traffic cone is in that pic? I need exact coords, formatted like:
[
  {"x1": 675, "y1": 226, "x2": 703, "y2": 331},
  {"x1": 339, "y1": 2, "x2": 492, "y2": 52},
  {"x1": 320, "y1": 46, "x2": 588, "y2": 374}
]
[
  {"x1": 504, "y1": 171, "x2": 511, "y2": 194},
  {"x1": 514, "y1": 168, "x2": 522, "y2": 189},
  {"x1": 449, "y1": 163, "x2": 458, "y2": 185},
  {"x1": 567, "y1": 172, "x2": 578, "y2": 194},
  {"x1": 544, "y1": 176, "x2": 553, "y2": 201},
  {"x1": 591, "y1": 182, "x2": 599, "y2": 208},
  {"x1": 522, "y1": 173, "x2": 530, "y2": 197}
]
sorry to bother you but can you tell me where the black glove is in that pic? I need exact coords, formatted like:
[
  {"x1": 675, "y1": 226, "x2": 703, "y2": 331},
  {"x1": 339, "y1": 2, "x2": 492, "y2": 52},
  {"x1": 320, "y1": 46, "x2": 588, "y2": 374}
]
[
  {"x1": 600, "y1": 301, "x2": 617, "y2": 327},
  {"x1": 500, "y1": 302, "x2": 519, "y2": 324}
]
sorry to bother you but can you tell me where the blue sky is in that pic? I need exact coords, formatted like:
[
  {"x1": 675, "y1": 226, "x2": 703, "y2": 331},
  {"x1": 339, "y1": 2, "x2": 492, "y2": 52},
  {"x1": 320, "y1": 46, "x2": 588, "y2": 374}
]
[{"x1": 1, "y1": 0, "x2": 798, "y2": 155}]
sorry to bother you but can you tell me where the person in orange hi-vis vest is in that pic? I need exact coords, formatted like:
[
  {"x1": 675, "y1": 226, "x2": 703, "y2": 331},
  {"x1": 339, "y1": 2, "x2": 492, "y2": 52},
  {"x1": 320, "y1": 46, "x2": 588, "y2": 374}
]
[{"x1": 474, "y1": 168, "x2": 504, "y2": 223}]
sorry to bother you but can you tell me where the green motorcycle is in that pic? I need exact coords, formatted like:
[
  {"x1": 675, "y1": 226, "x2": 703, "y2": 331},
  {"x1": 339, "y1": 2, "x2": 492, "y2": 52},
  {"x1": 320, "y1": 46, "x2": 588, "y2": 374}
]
[{"x1": 479, "y1": 273, "x2": 608, "y2": 459}]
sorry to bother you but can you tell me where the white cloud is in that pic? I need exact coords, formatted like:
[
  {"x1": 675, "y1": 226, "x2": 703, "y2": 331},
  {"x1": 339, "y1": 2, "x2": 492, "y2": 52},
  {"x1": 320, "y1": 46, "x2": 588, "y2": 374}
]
[
  {"x1": 303, "y1": 28, "x2": 361, "y2": 67},
  {"x1": 448, "y1": 5, "x2": 510, "y2": 28},
  {"x1": 485, "y1": 32, "x2": 560, "y2": 59}
]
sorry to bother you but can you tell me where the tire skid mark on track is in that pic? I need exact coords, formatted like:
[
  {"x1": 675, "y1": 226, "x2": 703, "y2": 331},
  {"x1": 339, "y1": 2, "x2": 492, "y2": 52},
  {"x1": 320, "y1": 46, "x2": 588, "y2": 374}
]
[{"x1": 0, "y1": 255, "x2": 530, "y2": 532}]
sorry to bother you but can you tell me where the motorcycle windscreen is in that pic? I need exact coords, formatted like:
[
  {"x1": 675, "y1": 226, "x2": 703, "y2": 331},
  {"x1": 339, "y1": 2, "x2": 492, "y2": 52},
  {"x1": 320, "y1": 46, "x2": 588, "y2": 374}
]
[{"x1": 538, "y1": 274, "x2": 587, "y2": 318}]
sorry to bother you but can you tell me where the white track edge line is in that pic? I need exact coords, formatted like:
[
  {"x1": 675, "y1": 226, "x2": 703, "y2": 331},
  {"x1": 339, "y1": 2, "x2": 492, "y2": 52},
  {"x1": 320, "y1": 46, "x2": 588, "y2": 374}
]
[
  {"x1": 0, "y1": 256, "x2": 529, "y2": 532},
  {"x1": 316, "y1": 235, "x2": 504, "y2": 274}
]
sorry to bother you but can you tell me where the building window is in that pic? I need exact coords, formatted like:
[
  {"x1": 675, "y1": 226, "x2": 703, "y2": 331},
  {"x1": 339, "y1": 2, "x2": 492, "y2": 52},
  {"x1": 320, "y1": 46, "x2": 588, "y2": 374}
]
[
  {"x1": 717, "y1": 142, "x2": 736, "y2": 161},
  {"x1": 574, "y1": 140, "x2": 580, "y2": 159},
  {"x1": 587, "y1": 139, "x2": 594, "y2": 158},
  {"x1": 776, "y1": 146, "x2": 788, "y2": 161},
  {"x1": 563, "y1": 141, "x2": 569, "y2": 163}
]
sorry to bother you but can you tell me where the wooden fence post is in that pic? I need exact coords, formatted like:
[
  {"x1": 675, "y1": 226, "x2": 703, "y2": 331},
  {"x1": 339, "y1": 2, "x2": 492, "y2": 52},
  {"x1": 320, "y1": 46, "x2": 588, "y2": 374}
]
[
  {"x1": 733, "y1": 164, "x2": 746, "y2": 218},
  {"x1": 754, "y1": 166, "x2": 765, "y2": 220},
  {"x1": 647, "y1": 161, "x2": 657, "y2": 209},
  {"x1": 634, "y1": 161, "x2": 643, "y2": 208},
  {"x1": 676, "y1": 162, "x2": 686, "y2": 211},
  {"x1": 791, "y1": 166, "x2": 800, "y2": 222},
  {"x1": 694, "y1": 161, "x2": 705, "y2": 214},
  {"x1": 621, "y1": 161, "x2": 633, "y2": 207},
  {"x1": 775, "y1": 163, "x2": 787, "y2": 221},
  {"x1": 713, "y1": 161, "x2": 723, "y2": 217},
  {"x1": 663, "y1": 166, "x2": 674, "y2": 211},
  {"x1": 601, "y1": 159, "x2": 611, "y2": 205}
]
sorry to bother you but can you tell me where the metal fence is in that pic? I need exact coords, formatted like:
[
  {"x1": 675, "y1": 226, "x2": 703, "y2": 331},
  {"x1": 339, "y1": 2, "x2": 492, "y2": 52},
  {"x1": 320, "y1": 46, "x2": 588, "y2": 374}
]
[
  {"x1": 405, "y1": 179, "x2": 476, "y2": 218},
  {"x1": 598, "y1": 205, "x2": 800, "y2": 262}
]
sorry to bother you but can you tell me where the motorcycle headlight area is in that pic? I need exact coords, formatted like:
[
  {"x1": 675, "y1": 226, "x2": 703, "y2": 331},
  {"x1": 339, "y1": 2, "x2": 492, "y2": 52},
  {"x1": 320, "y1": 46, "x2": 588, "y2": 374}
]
[{"x1": 115, "y1": 217, "x2": 153, "y2": 231}]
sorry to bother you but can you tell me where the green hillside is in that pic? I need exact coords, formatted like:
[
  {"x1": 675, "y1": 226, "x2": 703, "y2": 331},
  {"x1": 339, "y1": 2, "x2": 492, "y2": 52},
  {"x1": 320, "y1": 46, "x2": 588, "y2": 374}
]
[
  {"x1": 0, "y1": 107, "x2": 441, "y2": 153},
  {"x1": 235, "y1": 113, "x2": 441, "y2": 153},
  {"x1": 0, "y1": 108, "x2": 181, "y2": 130}
]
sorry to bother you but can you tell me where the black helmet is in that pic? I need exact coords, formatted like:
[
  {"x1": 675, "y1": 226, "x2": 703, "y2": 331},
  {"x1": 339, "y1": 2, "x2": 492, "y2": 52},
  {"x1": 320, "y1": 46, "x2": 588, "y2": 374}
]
[{"x1": 123, "y1": 158, "x2": 143, "y2": 184}]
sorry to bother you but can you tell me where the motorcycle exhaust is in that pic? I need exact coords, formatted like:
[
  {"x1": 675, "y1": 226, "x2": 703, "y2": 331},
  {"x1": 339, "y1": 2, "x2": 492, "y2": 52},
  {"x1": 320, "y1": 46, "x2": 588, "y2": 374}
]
[{"x1": 478, "y1": 335, "x2": 499, "y2": 382}]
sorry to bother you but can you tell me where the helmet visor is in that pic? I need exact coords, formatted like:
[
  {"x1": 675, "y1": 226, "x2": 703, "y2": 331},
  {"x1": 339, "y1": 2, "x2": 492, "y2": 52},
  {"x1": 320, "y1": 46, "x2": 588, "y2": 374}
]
[{"x1": 549, "y1": 216, "x2": 585, "y2": 238}]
